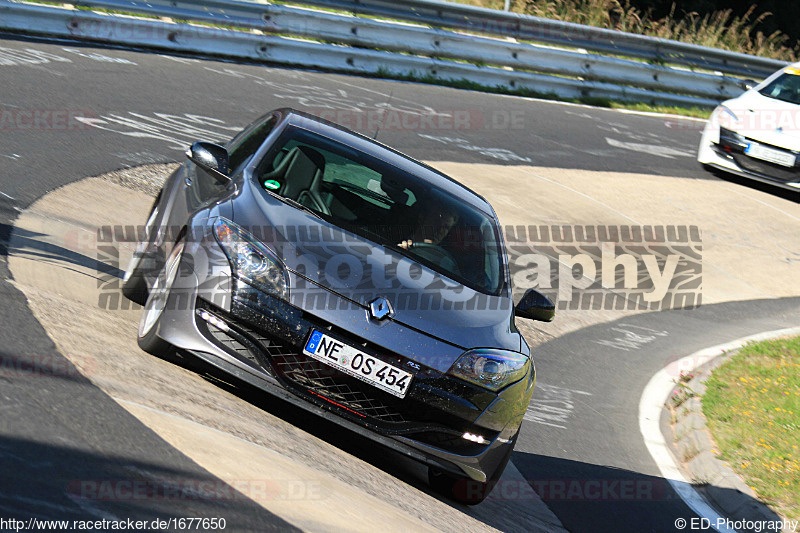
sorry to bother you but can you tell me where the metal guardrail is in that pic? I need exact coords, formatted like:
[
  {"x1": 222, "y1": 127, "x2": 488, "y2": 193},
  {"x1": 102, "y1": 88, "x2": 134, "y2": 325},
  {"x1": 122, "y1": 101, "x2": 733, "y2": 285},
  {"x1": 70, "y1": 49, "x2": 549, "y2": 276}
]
[
  {"x1": 68, "y1": 0, "x2": 748, "y2": 99},
  {"x1": 0, "y1": 0, "x2": 788, "y2": 107},
  {"x1": 298, "y1": 0, "x2": 787, "y2": 78}
]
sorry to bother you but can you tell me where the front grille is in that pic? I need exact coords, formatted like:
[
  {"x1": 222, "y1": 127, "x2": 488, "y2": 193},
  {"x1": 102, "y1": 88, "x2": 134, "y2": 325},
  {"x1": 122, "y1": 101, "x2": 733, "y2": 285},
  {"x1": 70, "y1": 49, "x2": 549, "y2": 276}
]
[
  {"x1": 269, "y1": 350, "x2": 408, "y2": 423},
  {"x1": 204, "y1": 321, "x2": 261, "y2": 368},
  {"x1": 196, "y1": 305, "x2": 295, "y2": 373},
  {"x1": 196, "y1": 300, "x2": 411, "y2": 424},
  {"x1": 733, "y1": 152, "x2": 800, "y2": 183},
  {"x1": 719, "y1": 133, "x2": 800, "y2": 183},
  {"x1": 195, "y1": 298, "x2": 498, "y2": 454}
]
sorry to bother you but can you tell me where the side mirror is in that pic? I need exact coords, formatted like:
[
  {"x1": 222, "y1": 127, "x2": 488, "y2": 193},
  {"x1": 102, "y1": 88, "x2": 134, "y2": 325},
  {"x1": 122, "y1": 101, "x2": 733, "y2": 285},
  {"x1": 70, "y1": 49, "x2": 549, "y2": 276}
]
[
  {"x1": 514, "y1": 289, "x2": 555, "y2": 322},
  {"x1": 739, "y1": 79, "x2": 757, "y2": 91},
  {"x1": 186, "y1": 142, "x2": 231, "y2": 184}
]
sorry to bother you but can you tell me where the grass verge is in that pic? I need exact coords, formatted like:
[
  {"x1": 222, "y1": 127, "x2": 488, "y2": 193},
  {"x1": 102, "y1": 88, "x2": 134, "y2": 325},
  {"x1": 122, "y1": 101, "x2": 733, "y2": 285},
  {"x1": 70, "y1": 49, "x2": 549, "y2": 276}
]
[{"x1": 703, "y1": 336, "x2": 800, "y2": 521}]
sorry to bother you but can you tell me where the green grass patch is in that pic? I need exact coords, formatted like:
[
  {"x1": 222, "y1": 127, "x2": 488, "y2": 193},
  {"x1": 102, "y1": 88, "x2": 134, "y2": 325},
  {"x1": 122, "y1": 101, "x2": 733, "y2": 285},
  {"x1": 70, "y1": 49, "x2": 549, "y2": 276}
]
[
  {"x1": 609, "y1": 102, "x2": 711, "y2": 118},
  {"x1": 703, "y1": 336, "x2": 800, "y2": 520}
]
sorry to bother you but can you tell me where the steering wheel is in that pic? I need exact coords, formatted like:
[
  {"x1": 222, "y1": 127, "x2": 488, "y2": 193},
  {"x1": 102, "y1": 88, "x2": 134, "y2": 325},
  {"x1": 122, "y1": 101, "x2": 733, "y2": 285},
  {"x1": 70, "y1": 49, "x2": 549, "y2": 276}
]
[{"x1": 408, "y1": 242, "x2": 461, "y2": 275}]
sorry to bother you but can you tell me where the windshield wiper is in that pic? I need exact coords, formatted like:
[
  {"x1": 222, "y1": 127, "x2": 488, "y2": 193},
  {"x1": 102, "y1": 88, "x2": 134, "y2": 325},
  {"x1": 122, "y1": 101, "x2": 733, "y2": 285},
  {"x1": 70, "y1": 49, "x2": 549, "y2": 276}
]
[
  {"x1": 266, "y1": 190, "x2": 322, "y2": 219},
  {"x1": 335, "y1": 181, "x2": 391, "y2": 204}
]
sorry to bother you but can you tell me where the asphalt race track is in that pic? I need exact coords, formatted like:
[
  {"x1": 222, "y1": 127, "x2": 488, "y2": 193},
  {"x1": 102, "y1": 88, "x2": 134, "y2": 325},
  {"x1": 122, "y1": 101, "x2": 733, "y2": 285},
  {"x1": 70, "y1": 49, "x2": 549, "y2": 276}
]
[{"x1": 1, "y1": 33, "x2": 799, "y2": 532}]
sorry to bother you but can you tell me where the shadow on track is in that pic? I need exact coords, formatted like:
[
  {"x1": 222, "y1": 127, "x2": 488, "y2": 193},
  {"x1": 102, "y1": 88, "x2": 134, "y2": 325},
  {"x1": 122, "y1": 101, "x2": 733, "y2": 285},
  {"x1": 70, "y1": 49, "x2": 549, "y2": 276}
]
[
  {"x1": 702, "y1": 165, "x2": 800, "y2": 202},
  {"x1": 0, "y1": 352, "x2": 300, "y2": 530},
  {"x1": 511, "y1": 452, "x2": 784, "y2": 533},
  {"x1": 0, "y1": 224, "x2": 124, "y2": 279}
]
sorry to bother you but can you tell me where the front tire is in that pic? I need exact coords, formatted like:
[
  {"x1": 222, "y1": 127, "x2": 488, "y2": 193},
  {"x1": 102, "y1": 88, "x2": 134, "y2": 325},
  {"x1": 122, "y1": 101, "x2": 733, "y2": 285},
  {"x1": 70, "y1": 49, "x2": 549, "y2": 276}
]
[
  {"x1": 122, "y1": 193, "x2": 162, "y2": 305},
  {"x1": 137, "y1": 239, "x2": 184, "y2": 358}
]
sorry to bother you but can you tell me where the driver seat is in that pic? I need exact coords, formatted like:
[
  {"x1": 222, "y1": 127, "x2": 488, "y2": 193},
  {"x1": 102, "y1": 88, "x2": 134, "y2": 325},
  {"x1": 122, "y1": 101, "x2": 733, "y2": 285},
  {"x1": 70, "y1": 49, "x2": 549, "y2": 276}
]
[{"x1": 262, "y1": 145, "x2": 327, "y2": 211}]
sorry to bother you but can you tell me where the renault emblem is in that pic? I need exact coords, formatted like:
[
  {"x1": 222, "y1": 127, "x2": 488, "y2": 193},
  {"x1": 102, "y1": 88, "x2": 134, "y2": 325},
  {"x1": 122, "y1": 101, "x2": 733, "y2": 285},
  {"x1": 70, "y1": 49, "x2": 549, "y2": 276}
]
[{"x1": 369, "y1": 297, "x2": 393, "y2": 320}]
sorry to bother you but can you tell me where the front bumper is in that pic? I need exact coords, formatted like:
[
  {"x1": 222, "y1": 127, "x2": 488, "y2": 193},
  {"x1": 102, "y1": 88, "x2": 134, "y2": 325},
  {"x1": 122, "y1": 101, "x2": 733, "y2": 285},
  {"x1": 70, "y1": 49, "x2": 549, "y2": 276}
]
[
  {"x1": 155, "y1": 251, "x2": 533, "y2": 482},
  {"x1": 698, "y1": 125, "x2": 800, "y2": 191}
]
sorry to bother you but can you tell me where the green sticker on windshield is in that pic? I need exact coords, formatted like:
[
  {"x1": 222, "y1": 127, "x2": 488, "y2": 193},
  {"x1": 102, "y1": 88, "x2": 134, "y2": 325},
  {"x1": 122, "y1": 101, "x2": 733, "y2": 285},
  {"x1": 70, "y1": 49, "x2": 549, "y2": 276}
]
[{"x1": 264, "y1": 179, "x2": 281, "y2": 190}]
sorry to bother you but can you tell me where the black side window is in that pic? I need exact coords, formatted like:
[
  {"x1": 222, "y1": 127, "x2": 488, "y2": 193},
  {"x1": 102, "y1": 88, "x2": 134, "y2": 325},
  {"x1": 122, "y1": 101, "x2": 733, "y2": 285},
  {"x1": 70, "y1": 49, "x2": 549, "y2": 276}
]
[{"x1": 228, "y1": 116, "x2": 278, "y2": 174}]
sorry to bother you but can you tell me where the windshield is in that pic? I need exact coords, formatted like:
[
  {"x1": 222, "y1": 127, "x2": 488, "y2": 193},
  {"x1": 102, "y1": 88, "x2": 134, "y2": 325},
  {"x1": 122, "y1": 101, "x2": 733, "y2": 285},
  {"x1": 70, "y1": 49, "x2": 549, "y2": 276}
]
[
  {"x1": 759, "y1": 70, "x2": 800, "y2": 105},
  {"x1": 254, "y1": 126, "x2": 504, "y2": 295}
]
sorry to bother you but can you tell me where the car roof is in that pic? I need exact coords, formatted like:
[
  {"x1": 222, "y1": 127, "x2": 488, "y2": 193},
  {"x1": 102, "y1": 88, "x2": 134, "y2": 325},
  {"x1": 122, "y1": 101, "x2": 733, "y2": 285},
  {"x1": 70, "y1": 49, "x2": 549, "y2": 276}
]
[{"x1": 278, "y1": 108, "x2": 495, "y2": 216}]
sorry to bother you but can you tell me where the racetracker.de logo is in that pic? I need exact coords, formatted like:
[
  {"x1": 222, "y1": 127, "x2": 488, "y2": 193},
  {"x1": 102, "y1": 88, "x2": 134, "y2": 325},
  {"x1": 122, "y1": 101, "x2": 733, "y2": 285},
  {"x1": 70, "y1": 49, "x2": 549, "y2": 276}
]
[
  {"x1": 295, "y1": 108, "x2": 526, "y2": 132},
  {"x1": 0, "y1": 354, "x2": 96, "y2": 378},
  {"x1": 0, "y1": 109, "x2": 95, "y2": 131},
  {"x1": 67, "y1": 478, "x2": 322, "y2": 502},
  {"x1": 454, "y1": 478, "x2": 674, "y2": 502}
]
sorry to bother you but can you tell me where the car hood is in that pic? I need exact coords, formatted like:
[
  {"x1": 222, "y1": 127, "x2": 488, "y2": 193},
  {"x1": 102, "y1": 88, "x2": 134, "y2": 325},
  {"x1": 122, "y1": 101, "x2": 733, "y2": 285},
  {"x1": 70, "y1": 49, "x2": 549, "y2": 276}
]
[
  {"x1": 722, "y1": 90, "x2": 800, "y2": 150},
  {"x1": 231, "y1": 183, "x2": 520, "y2": 356}
]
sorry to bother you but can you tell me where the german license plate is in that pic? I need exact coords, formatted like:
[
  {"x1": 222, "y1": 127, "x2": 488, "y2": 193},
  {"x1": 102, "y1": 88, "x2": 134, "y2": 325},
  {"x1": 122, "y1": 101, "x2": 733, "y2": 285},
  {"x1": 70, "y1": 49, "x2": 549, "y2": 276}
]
[
  {"x1": 303, "y1": 330, "x2": 412, "y2": 398},
  {"x1": 745, "y1": 142, "x2": 796, "y2": 167}
]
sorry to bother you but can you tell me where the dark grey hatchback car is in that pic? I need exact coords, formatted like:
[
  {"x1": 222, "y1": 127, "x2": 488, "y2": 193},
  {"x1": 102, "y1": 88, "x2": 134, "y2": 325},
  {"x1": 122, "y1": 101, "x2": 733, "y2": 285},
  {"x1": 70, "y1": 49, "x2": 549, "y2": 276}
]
[{"x1": 122, "y1": 108, "x2": 554, "y2": 504}]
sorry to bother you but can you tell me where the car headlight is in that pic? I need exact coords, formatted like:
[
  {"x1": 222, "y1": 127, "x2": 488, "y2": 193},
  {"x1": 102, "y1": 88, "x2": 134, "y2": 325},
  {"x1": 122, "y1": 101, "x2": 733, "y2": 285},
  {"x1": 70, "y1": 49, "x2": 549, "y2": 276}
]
[
  {"x1": 718, "y1": 105, "x2": 739, "y2": 122},
  {"x1": 448, "y1": 349, "x2": 530, "y2": 391},
  {"x1": 719, "y1": 126, "x2": 745, "y2": 145},
  {"x1": 213, "y1": 217, "x2": 289, "y2": 300},
  {"x1": 715, "y1": 105, "x2": 741, "y2": 133},
  {"x1": 707, "y1": 105, "x2": 741, "y2": 145}
]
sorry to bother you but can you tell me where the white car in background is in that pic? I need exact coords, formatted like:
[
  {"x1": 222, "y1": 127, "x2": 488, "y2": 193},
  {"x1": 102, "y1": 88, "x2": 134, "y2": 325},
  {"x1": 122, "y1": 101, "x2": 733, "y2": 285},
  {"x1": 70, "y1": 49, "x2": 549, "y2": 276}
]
[{"x1": 697, "y1": 62, "x2": 800, "y2": 191}]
